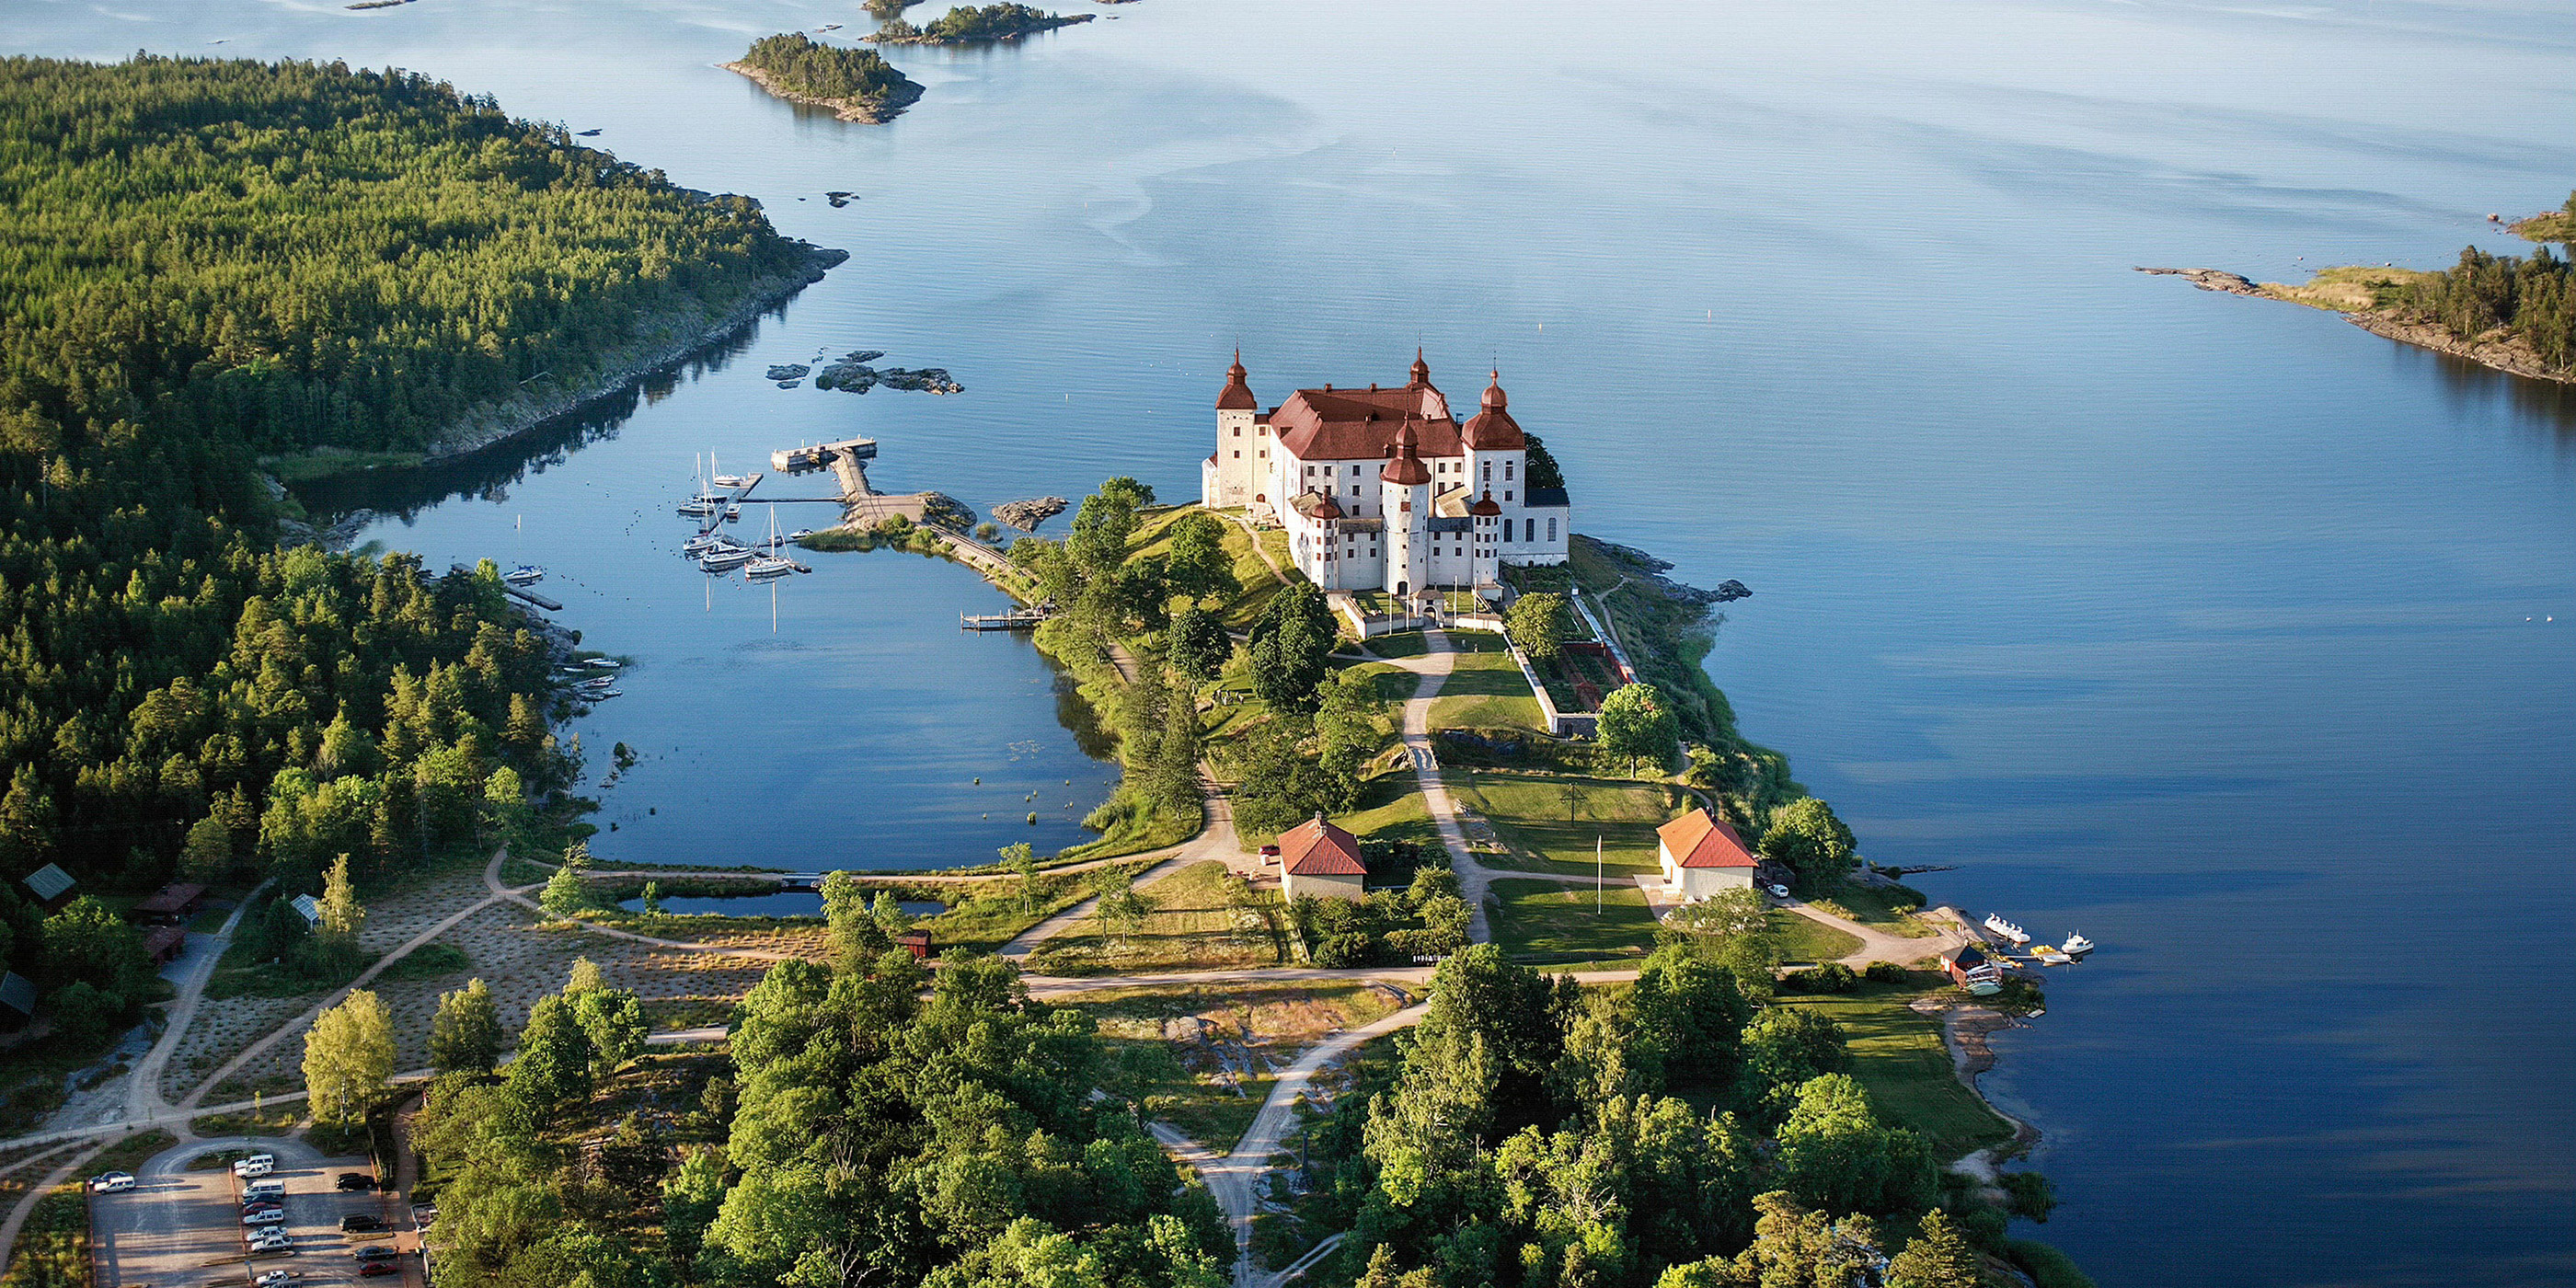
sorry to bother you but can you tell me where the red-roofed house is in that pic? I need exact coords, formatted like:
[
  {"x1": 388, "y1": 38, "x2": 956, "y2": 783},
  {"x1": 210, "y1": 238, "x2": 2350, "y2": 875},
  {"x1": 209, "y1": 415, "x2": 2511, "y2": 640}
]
[
  {"x1": 1655, "y1": 808, "x2": 1759, "y2": 902},
  {"x1": 1275, "y1": 815, "x2": 1367, "y2": 903},
  {"x1": 1202, "y1": 351, "x2": 1568, "y2": 598}
]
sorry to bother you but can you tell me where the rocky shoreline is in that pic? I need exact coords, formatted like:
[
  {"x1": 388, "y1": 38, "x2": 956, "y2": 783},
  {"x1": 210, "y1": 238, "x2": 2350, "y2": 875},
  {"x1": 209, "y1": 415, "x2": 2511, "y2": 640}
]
[
  {"x1": 423, "y1": 241, "x2": 849, "y2": 461},
  {"x1": 2139, "y1": 265, "x2": 2575, "y2": 387},
  {"x1": 867, "y1": 11, "x2": 1094, "y2": 44},
  {"x1": 719, "y1": 61, "x2": 926, "y2": 124}
]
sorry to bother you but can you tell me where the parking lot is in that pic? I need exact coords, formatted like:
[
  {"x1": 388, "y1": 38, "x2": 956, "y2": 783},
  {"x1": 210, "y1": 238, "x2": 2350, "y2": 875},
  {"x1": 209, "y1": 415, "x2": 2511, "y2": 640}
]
[{"x1": 90, "y1": 1139, "x2": 420, "y2": 1288}]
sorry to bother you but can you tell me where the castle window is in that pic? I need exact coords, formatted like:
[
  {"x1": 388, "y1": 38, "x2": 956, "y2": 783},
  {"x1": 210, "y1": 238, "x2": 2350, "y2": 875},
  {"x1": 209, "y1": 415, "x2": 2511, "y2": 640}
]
[
  {"x1": 1525, "y1": 519, "x2": 1535, "y2": 541},
  {"x1": 1232, "y1": 451, "x2": 1240, "y2": 459},
  {"x1": 1547, "y1": 519, "x2": 1558, "y2": 540},
  {"x1": 1482, "y1": 463, "x2": 1491, "y2": 481},
  {"x1": 1259, "y1": 450, "x2": 1267, "y2": 459},
  {"x1": 1505, "y1": 462, "x2": 1515, "y2": 480},
  {"x1": 1233, "y1": 428, "x2": 1240, "y2": 437},
  {"x1": 1504, "y1": 490, "x2": 1512, "y2": 502}
]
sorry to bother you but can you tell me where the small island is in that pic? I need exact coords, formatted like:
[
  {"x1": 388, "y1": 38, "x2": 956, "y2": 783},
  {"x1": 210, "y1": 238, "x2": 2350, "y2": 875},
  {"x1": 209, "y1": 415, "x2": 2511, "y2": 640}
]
[
  {"x1": 868, "y1": 3, "x2": 1096, "y2": 44},
  {"x1": 723, "y1": 32, "x2": 925, "y2": 123},
  {"x1": 2144, "y1": 188, "x2": 2576, "y2": 385}
]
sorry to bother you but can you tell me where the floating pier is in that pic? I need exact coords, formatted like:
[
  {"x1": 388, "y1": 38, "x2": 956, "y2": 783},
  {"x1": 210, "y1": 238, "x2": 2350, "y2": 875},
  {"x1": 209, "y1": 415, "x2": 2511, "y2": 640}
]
[
  {"x1": 962, "y1": 608, "x2": 1048, "y2": 631},
  {"x1": 505, "y1": 586, "x2": 562, "y2": 612}
]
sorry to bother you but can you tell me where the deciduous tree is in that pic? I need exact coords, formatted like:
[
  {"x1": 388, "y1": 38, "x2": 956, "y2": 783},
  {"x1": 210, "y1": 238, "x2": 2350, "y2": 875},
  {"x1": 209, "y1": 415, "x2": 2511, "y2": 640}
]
[
  {"x1": 304, "y1": 988, "x2": 395, "y2": 1124},
  {"x1": 430, "y1": 977, "x2": 503, "y2": 1075}
]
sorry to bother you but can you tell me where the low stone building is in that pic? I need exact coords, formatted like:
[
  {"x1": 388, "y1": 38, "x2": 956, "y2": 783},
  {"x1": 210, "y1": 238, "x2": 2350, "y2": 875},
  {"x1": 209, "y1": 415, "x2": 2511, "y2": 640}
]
[
  {"x1": 1276, "y1": 815, "x2": 1367, "y2": 903},
  {"x1": 1654, "y1": 808, "x2": 1758, "y2": 901}
]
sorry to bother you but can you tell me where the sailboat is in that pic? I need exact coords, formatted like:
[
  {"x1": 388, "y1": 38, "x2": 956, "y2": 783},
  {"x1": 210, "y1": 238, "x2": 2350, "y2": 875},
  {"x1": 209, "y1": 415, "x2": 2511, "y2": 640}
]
[
  {"x1": 746, "y1": 509, "x2": 795, "y2": 579},
  {"x1": 699, "y1": 545, "x2": 755, "y2": 572},
  {"x1": 712, "y1": 452, "x2": 750, "y2": 490}
]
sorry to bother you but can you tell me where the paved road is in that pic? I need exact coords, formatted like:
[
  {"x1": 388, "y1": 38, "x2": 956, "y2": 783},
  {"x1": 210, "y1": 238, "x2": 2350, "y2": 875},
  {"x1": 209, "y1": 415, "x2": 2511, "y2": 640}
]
[
  {"x1": 1782, "y1": 899, "x2": 1962, "y2": 967},
  {"x1": 1376, "y1": 629, "x2": 1499, "y2": 941},
  {"x1": 126, "y1": 881, "x2": 270, "y2": 1132}
]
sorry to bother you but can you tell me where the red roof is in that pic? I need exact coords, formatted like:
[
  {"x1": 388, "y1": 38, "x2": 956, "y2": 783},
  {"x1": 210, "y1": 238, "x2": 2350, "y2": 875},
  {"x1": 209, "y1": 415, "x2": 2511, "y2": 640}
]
[
  {"x1": 142, "y1": 925, "x2": 187, "y2": 956},
  {"x1": 1217, "y1": 351, "x2": 1258, "y2": 410},
  {"x1": 1269, "y1": 383, "x2": 1464, "y2": 462},
  {"x1": 1277, "y1": 816, "x2": 1366, "y2": 876},
  {"x1": 1381, "y1": 421, "x2": 1432, "y2": 486},
  {"x1": 133, "y1": 882, "x2": 206, "y2": 914},
  {"x1": 1656, "y1": 809, "x2": 1758, "y2": 868},
  {"x1": 1468, "y1": 489, "x2": 1501, "y2": 517},
  {"x1": 1462, "y1": 371, "x2": 1525, "y2": 450}
]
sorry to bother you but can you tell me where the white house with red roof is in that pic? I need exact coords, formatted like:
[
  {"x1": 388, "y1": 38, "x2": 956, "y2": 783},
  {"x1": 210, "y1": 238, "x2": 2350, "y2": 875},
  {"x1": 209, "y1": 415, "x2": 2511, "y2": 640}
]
[
  {"x1": 1202, "y1": 351, "x2": 1570, "y2": 599},
  {"x1": 1655, "y1": 808, "x2": 1760, "y2": 902},
  {"x1": 1275, "y1": 815, "x2": 1368, "y2": 903}
]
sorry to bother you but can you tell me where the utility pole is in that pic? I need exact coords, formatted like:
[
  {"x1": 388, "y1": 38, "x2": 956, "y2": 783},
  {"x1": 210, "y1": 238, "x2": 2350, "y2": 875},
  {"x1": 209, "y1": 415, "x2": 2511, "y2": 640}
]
[{"x1": 1595, "y1": 835, "x2": 1603, "y2": 914}]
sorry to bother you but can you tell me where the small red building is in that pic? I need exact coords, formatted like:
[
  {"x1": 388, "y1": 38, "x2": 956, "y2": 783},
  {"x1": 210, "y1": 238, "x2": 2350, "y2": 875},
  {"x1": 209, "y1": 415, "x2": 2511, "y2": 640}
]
[
  {"x1": 896, "y1": 928, "x2": 934, "y2": 960},
  {"x1": 142, "y1": 924, "x2": 188, "y2": 965},
  {"x1": 131, "y1": 883, "x2": 206, "y2": 926}
]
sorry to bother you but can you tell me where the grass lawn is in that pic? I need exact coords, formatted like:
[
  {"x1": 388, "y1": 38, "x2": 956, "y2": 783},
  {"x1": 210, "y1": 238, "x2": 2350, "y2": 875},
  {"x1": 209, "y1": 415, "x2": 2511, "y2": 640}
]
[
  {"x1": 1032, "y1": 861, "x2": 1289, "y2": 975},
  {"x1": 1812, "y1": 881, "x2": 1935, "y2": 939},
  {"x1": 1427, "y1": 634, "x2": 1543, "y2": 732},
  {"x1": 922, "y1": 859, "x2": 1158, "y2": 954},
  {"x1": 1447, "y1": 771, "x2": 1680, "y2": 878},
  {"x1": 1333, "y1": 776, "x2": 1437, "y2": 851},
  {"x1": 1362, "y1": 632, "x2": 1431, "y2": 659},
  {"x1": 1777, "y1": 980, "x2": 2016, "y2": 1160},
  {"x1": 1774, "y1": 910, "x2": 1864, "y2": 963},
  {"x1": 1489, "y1": 879, "x2": 1657, "y2": 960},
  {"x1": 1067, "y1": 981, "x2": 1404, "y2": 1150}
]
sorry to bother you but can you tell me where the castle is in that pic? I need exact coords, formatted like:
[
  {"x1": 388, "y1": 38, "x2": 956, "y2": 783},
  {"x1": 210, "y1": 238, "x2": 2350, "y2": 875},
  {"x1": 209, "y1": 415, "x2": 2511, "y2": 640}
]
[{"x1": 1200, "y1": 351, "x2": 1570, "y2": 600}]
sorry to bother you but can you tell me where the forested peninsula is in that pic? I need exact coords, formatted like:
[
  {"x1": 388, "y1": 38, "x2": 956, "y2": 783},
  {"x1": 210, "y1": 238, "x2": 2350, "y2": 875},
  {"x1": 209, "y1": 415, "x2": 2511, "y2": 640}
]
[
  {"x1": 725, "y1": 33, "x2": 926, "y2": 122},
  {"x1": 869, "y1": 4, "x2": 1097, "y2": 45},
  {"x1": 0, "y1": 53, "x2": 822, "y2": 1088},
  {"x1": 2145, "y1": 189, "x2": 2576, "y2": 385}
]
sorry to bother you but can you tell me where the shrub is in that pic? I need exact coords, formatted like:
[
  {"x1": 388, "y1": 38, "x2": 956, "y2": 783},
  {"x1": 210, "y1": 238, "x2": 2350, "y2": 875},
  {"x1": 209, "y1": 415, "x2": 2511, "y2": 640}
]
[
  {"x1": 1862, "y1": 960, "x2": 1909, "y2": 984},
  {"x1": 1786, "y1": 962, "x2": 1857, "y2": 994}
]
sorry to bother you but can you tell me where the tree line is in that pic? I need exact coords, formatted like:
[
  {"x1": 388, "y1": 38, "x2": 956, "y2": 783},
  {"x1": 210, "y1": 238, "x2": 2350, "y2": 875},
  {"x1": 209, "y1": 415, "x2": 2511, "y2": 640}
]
[
  {"x1": 1298, "y1": 945, "x2": 2005, "y2": 1288},
  {"x1": 736, "y1": 33, "x2": 922, "y2": 109},
  {"x1": 2392, "y1": 194, "x2": 2576, "y2": 375},
  {"x1": 0, "y1": 55, "x2": 786, "y2": 1044}
]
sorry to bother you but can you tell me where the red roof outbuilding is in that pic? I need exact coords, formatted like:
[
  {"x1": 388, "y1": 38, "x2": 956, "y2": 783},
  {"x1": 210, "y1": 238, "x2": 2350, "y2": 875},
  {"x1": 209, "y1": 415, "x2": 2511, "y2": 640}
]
[
  {"x1": 1656, "y1": 809, "x2": 1759, "y2": 868},
  {"x1": 1276, "y1": 816, "x2": 1367, "y2": 877}
]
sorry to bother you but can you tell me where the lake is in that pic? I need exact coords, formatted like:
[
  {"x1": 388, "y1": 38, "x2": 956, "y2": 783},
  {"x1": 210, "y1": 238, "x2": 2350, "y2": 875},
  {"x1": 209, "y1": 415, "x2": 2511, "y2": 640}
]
[{"x1": 11, "y1": 0, "x2": 2574, "y2": 1282}]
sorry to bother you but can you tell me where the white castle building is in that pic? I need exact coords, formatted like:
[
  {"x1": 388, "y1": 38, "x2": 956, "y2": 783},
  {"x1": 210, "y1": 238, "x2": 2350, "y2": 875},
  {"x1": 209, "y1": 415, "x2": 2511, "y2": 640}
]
[{"x1": 1200, "y1": 351, "x2": 1570, "y2": 598}]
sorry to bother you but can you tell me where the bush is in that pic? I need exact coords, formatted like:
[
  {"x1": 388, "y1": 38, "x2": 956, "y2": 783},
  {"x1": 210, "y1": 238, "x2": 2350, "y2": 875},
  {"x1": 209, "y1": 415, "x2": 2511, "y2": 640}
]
[
  {"x1": 1785, "y1": 962, "x2": 1857, "y2": 994},
  {"x1": 1862, "y1": 960, "x2": 1909, "y2": 984},
  {"x1": 45, "y1": 980, "x2": 129, "y2": 1049},
  {"x1": 1314, "y1": 932, "x2": 1375, "y2": 969},
  {"x1": 1999, "y1": 1170, "x2": 2058, "y2": 1223},
  {"x1": 2004, "y1": 1238, "x2": 2098, "y2": 1288}
]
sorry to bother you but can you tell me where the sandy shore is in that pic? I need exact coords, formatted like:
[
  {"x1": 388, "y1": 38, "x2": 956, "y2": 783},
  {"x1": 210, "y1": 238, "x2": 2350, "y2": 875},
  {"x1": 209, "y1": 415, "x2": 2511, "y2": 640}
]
[{"x1": 1926, "y1": 996, "x2": 2043, "y2": 1188}]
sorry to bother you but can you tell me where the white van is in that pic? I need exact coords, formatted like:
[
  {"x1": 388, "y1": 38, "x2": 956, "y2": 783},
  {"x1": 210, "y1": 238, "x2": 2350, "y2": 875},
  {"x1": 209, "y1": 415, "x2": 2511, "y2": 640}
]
[
  {"x1": 232, "y1": 1154, "x2": 275, "y2": 1179},
  {"x1": 244, "y1": 1179, "x2": 285, "y2": 1202}
]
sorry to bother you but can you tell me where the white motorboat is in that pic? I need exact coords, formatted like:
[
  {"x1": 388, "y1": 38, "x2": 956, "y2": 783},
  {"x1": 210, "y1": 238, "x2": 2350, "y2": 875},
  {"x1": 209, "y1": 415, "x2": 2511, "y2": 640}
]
[
  {"x1": 502, "y1": 564, "x2": 545, "y2": 586},
  {"x1": 722, "y1": 504, "x2": 742, "y2": 522},
  {"x1": 1984, "y1": 914, "x2": 2030, "y2": 945},
  {"x1": 576, "y1": 676, "x2": 614, "y2": 690},
  {"x1": 2062, "y1": 933, "x2": 2095, "y2": 956},
  {"x1": 579, "y1": 687, "x2": 622, "y2": 701},
  {"x1": 699, "y1": 546, "x2": 755, "y2": 571},
  {"x1": 788, "y1": 528, "x2": 816, "y2": 541},
  {"x1": 713, "y1": 474, "x2": 750, "y2": 489},
  {"x1": 683, "y1": 534, "x2": 725, "y2": 555},
  {"x1": 677, "y1": 500, "x2": 718, "y2": 517}
]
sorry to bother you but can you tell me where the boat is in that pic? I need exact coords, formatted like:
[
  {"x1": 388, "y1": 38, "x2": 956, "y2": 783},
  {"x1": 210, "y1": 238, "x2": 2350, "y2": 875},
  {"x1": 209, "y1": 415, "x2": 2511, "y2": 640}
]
[
  {"x1": 1965, "y1": 980, "x2": 2003, "y2": 996},
  {"x1": 579, "y1": 687, "x2": 622, "y2": 701},
  {"x1": 683, "y1": 533, "x2": 725, "y2": 555},
  {"x1": 2062, "y1": 933, "x2": 2095, "y2": 956},
  {"x1": 576, "y1": 676, "x2": 614, "y2": 690},
  {"x1": 1983, "y1": 913, "x2": 2030, "y2": 945},
  {"x1": 746, "y1": 555, "x2": 795, "y2": 579},
  {"x1": 713, "y1": 474, "x2": 751, "y2": 489},
  {"x1": 788, "y1": 529, "x2": 815, "y2": 541},
  {"x1": 502, "y1": 565, "x2": 545, "y2": 586},
  {"x1": 677, "y1": 500, "x2": 718, "y2": 517},
  {"x1": 699, "y1": 546, "x2": 755, "y2": 571},
  {"x1": 722, "y1": 505, "x2": 742, "y2": 522},
  {"x1": 2033, "y1": 946, "x2": 2073, "y2": 966}
]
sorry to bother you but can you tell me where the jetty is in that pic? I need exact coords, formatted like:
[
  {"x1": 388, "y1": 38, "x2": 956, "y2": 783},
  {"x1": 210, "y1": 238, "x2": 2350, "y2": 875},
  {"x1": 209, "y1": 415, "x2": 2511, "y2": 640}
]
[
  {"x1": 961, "y1": 607, "x2": 1049, "y2": 631},
  {"x1": 505, "y1": 586, "x2": 563, "y2": 612}
]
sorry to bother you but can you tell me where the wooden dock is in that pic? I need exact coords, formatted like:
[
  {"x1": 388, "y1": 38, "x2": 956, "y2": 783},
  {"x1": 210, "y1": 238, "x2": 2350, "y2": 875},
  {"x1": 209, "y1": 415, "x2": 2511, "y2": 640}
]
[
  {"x1": 505, "y1": 586, "x2": 562, "y2": 611},
  {"x1": 962, "y1": 608, "x2": 1048, "y2": 631}
]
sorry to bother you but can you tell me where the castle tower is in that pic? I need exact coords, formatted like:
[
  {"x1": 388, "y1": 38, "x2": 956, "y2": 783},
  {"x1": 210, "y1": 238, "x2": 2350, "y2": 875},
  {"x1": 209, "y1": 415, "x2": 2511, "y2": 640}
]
[
  {"x1": 1469, "y1": 489, "x2": 1502, "y2": 592},
  {"x1": 1379, "y1": 418, "x2": 1433, "y2": 598},
  {"x1": 1204, "y1": 350, "x2": 1261, "y2": 509}
]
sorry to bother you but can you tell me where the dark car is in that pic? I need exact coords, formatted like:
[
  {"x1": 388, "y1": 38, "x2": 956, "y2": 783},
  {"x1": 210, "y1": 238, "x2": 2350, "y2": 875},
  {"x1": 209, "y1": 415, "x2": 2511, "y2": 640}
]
[
  {"x1": 339, "y1": 1213, "x2": 385, "y2": 1234},
  {"x1": 354, "y1": 1247, "x2": 399, "y2": 1261},
  {"x1": 336, "y1": 1173, "x2": 377, "y2": 1191},
  {"x1": 359, "y1": 1263, "x2": 400, "y2": 1278}
]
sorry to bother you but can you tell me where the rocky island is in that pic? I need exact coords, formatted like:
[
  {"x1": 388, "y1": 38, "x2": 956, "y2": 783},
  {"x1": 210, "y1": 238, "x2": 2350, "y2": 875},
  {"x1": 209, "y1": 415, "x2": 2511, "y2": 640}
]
[
  {"x1": 2143, "y1": 189, "x2": 2576, "y2": 385},
  {"x1": 868, "y1": 3, "x2": 1095, "y2": 44},
  {"x1": 724, "y1": 31, "x2": 925, "y2": 123}
]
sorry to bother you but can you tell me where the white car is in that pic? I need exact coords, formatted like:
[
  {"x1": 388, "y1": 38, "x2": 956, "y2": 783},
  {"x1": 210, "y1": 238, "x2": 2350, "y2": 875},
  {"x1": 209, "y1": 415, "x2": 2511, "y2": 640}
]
[
  {"x1": 242, "y1": 1209, "x2": 288, "y2": 1226},
  {"x1": 233, "y1": 1154, "x2": 276, "y2": 1179},
  {"x1": 1767, "y1": 883, "x2": 1790, "y2": 899},
  {"x1": 249, "y1": 1225, "x2": 293, "y2": 1248},
  {"x1": 256, "y1": 1271, "x2": 295, "y2": 1287},
  {"x1": 86, "y1": 1171, "x2": 134, "y2": 1193}
]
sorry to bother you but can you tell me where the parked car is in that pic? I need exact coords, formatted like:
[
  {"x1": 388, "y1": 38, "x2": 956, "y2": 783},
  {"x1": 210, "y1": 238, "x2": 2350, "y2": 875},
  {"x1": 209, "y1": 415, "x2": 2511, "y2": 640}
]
[
  {"x1": 244, "y1": 1179, "x2": 286, "y2": 1202},
  {"x1": 241, "y1": 1204, "x2": 283, "y2": 1220},
  {"x1": 248, "y1": 1227, "x2": 293, "y2": 1250},
  {"x1": 1259, "y1": 845, "x2": 1282, "y2": 861},
  {"x1": 360, "y1": 1263, "x2": 401, "y2": 1278},
  {"x1": 1767, "y1": 883, "x2": 1790, "y2": 899},
  {"x1": 86, "y1": 1171, "x2": 134, "y2": 1193},
  {"x1": 340, "y1": 1213, "x2": 385, "y2": 1234},
  {"x1": 353, "y1": 1246, "x2": 399, "y2": 1261},
  {"x1": 233, "y1": 1154, "x2": 276, "y2": 1179},
  {"x1": 256, "y1": 1271, "x2": 295, "y2": 1288},
  {"x1": 336, "y1": 1172, "x2": 377, "y2": 1191},
  {"x1": 242, "y1": 1210, "x2": 288, "y2": 1226}
]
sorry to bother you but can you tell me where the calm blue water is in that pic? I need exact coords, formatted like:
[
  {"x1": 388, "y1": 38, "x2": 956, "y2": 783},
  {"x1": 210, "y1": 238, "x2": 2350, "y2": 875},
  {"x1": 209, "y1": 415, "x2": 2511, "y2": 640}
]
[{"x1": 11, "y1": 1, "x2": 2575, "y2": 1282}]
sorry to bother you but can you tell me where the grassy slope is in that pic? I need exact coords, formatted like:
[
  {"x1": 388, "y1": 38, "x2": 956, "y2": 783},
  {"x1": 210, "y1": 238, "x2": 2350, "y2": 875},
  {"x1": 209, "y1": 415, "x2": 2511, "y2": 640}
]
[
  {"x1": 1777, "y1": 979, "x2": 2016, "y2": 1159},
  {"x1": 1489, "y1": 879, "x2": 1656, "y2": 960},
  {"x1": 1773, "y1": 910, "x2": 1864, "y2": 962},
  {"x1": 1422, "y1": 633, "x2": 1544, "y2": 731},
  {"x1": 1035, "y1": 860, "x2": 1289, "y2": 974},
  {"x1": 1449, "y1": 771, "x2": 1679, "y2": 878},
  {"x1": 2257, "y1": 264, "x2": 2438, "y2": 312}
]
